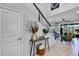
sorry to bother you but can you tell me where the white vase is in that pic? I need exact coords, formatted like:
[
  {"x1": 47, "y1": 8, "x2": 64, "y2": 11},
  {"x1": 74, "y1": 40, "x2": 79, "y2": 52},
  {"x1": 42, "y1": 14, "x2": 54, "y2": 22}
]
[{"x1": 32, "y1": 34, "x2": 37, "y2": 40}]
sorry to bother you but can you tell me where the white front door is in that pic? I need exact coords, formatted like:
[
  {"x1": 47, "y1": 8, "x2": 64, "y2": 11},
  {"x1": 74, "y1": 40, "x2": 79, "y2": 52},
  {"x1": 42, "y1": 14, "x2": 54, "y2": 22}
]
[{"x1": 0, "y1": 8, "x2": 22, "y2": 56}]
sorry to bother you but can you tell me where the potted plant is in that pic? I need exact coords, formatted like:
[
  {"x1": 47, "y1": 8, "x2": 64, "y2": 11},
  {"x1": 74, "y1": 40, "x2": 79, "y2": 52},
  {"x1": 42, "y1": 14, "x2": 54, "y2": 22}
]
[{"x1": 43, "y1": 27, "x2": 49, "y2": 35}]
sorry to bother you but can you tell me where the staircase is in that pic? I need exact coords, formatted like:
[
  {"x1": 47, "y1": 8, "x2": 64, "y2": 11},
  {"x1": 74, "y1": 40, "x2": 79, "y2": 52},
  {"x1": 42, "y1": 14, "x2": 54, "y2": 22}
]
[{"x1": 33, "y1": 3, "x2": 61, "y2": 41}]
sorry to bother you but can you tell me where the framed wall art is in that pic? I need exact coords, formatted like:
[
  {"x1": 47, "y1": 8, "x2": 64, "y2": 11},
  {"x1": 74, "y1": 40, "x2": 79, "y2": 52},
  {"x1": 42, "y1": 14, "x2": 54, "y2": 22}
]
[{"x1": 51, "y1": 3, "x2": 59, "y2": 11}]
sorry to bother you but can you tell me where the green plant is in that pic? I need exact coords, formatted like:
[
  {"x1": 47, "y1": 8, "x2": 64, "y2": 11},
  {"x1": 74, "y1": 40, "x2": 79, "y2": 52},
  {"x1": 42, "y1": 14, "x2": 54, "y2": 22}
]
[{"x1": 43, "y1": 28, "x2": 49, "y2": 35}]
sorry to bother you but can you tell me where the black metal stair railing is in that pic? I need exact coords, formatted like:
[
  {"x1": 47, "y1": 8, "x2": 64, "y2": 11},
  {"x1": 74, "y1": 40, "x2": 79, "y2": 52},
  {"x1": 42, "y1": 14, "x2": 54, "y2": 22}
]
[
  {"x1": 33, "y1": 3, "x2": 51, "y2": 27},
  {"x1": 33, "y1": 3, "x2": 62, "y2": 40}
]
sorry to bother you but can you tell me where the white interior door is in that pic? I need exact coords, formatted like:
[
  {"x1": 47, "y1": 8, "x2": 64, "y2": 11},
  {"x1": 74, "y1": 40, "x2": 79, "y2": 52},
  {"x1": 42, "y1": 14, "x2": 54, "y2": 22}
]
[{"x1": 0, "y1": 8, "x2": 22, "y2": 56}]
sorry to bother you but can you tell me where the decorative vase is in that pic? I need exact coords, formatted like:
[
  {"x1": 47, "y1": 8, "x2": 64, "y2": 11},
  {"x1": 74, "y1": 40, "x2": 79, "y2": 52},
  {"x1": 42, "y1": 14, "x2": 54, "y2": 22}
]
[
  {"x1": 32, "y1": 34, "x2": 37, "y2": 41},
  {"x1": 31, "y1": 25, "x2": 38, "y2": 41}
]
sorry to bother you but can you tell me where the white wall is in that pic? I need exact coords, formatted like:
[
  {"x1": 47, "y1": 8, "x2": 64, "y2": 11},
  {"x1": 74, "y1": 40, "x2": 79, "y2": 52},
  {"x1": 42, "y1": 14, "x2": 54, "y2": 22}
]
[
  {"x1": 0, "y1": 45, "x2": 1, "y2": 56},
  {"x1": 0, "y1": 3, "x2": 56, "y2": 56},
  {"x1": 0, "y1": 3, "x2": 37, "y2": 56}
]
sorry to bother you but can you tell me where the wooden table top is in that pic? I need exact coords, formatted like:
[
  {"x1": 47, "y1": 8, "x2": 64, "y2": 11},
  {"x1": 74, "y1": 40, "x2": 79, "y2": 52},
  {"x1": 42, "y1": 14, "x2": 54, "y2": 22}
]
[{"x1": 30, "y1": 36, "x2": 49, "y2": 42}]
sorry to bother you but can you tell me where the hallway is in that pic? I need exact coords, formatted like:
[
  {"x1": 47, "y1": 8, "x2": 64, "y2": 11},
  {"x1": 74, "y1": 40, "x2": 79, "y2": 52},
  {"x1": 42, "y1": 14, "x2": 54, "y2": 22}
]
[
  {"x1": 36, "y1": 38, "x2": 79, "y2": 56},
  {"x1": 0, "y1": 3, "x2": 79, "y2": 56}
]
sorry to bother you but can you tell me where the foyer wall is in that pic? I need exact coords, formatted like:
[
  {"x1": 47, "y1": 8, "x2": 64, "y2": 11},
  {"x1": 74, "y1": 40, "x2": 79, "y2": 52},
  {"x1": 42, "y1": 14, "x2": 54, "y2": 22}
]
[{"x1": 0, "y1": 3, "x2": 56, "y2": 56}]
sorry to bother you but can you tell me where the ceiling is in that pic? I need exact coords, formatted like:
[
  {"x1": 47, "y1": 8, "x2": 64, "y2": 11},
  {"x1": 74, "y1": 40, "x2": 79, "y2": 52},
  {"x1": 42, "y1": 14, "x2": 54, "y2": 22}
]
[
  {"x1": 48, "y1": 7, "x2": 79, "y2": 23},
  {"x1": 36, "y1": 3, "x2": 79, "y2": 17},
  {"x1": 36, "y1": 3, "x2": 68, "y2": 17},
  {"x1": 1, "y1": 3, "x2": 79, "y2": 24},
  {"x1": 35, "y1": 3, "x2": 79, "y2": 24}
]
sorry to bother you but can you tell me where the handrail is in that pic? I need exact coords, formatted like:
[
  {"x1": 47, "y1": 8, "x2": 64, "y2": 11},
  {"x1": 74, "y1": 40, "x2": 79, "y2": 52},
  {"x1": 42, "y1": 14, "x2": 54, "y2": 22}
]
[{"x1": 33, "y1": 3, "x2": 51, "y2": 27}]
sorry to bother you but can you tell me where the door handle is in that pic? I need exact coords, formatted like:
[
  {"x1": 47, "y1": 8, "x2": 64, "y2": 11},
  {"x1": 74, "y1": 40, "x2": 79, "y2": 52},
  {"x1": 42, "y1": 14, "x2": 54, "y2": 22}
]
[{"x1": 18, "y1": 38, "x2": 22, "y2": 40}]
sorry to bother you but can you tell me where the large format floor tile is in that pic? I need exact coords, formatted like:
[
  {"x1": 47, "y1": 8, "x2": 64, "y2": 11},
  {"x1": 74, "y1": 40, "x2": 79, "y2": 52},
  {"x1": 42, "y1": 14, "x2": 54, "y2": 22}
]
[{"x1": 35, "y1": 38, "x2": 79, "y2": 56}]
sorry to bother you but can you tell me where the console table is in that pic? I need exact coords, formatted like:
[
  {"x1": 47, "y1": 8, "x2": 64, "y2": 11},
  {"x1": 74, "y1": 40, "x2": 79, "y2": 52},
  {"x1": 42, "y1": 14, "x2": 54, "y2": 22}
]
[{"x1": 30, "y1": 36, "x2": 50, "y2": 56}]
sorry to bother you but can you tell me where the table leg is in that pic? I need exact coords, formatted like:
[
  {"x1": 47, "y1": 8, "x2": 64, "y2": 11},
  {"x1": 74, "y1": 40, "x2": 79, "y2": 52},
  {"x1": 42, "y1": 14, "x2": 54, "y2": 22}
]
[
  {"x1": 47, "y1": 39, "x2": 50, "y2": 50},
  {"x1": 33, "y1": 42, "x2": 35, "y2": 56},
  {"x1": 45, "y1": 39, "x2": 46, "y2": 49},
  {"x1": 30, "y1": 42, "x2": 33, "y2": 56}
]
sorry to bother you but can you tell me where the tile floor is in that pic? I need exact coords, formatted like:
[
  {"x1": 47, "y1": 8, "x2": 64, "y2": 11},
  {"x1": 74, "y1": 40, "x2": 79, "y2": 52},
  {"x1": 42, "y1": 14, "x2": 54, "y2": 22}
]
[{"x1": 35, "y1": 38, "x2": 79, "y2": 56}]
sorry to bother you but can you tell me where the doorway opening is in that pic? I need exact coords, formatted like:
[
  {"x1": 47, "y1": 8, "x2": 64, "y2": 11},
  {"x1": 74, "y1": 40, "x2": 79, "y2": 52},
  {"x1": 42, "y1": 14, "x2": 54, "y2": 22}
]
[{"x1": 60, "y1": 23, "x2": 79, "y2": 41}]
